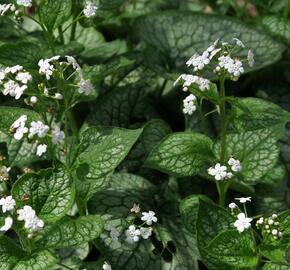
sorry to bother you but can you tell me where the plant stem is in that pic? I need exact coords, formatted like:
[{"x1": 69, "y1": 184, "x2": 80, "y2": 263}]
[
  {"x1": 284, "y1": 0, "x2": 290, "y2": 17},
  {"x1": 58, "y1": 26, "x2": 64, "y2": 44},
  {"x1": 218, "y1": 77, "x2": 228, "y2": 207}
]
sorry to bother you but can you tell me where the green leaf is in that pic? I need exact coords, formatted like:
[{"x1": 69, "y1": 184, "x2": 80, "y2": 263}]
[
  {"x1": 12, "y1": 167, "x2": 74, "y2": 222},
  {"x1": 0, "y1": 41, "x2": 41, "y2": 69},
  {"x1": 229, "y1": 97, "x2": 290, "y2": 137},
  {"x1": 99, "y1": 0, "x2": 125, "y2": 10},
  {"x1": 262, "y1": 16, "x2": 290, "y2": 45},
  {"x1": 39, "y1": 0, "x2": 72, "y2": 31},
  {"x1": 207, "y1": 230, "x2": 258, "y2": 268},
  {"x1": 13, "y1": 250, "x2": 58, "y2": 270},
  {"x1": 36, "y1": 215, "x2": 104, "y2": 249},
  {"x1": 220, "y1": 129, "x2": 280, "y2": 184},
  {"x1": 76, "y1": 127, "x2": 142, "y2": 201},
  {"x1": 197, "y1": 200, "x2": 235, "y2": 269},
  {"x1": 263, "y1": 262, "x2": 290, "y2": 270},
  {"x1": 180, "y1": 194, "x2": 212, "y2": 236},
  {"x1": 84, "y1": 87, "x2": 153, "y2": 128},
  {"x1": 135, "y1": 12, "x2": 285, "y2": 71},
  {"x1": 146, "y1": 132, "x2": 214, "y2": 177}
]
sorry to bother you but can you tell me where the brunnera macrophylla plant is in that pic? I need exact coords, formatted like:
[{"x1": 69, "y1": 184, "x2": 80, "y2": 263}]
[{"x1": 0, "y1": 1, "x2": 289, "y2": 270}]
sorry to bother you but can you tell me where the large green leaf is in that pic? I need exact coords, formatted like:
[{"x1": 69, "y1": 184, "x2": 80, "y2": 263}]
[
  {"x1": 196, "y1": 200, "x2": 235, "y2": 269},
  {"x1": 0, "y1": 235, "x2": 57, "y2": 270},
  {"x1": 146, "y1": 132, "x2": 214, "y2": 177},
  {"x1": 0, "y1": 41, "x2": 41, "y2": 69},
  {"x1": 263, "y1": 263, "x2": 290, "y2": 270},
  {"x1": 207, "y1": 230, "x2": 258, "y2": 268},
  {"x1": 135, "y1": 12, "x2": 285, "y2": 71},
  {"x1": 12, "y1": 167, "x2": 74, "y2": 222},
  {"x1": 39, "y1": 0, "x2": 72, "y2": 31},
  {"x1": 36, "y1": 215, "x2": 104, "y2": 249},
  {"x1": 220, "y1": 129, "x2": 280, "y2": 184},
  {"x1": 76, "y1": 127, "x2": 142, "y2": 201},
  {"x1": 88, "y1": 173, "x2": 199, "y2": 269},
  {"x1": 262, "y1": 16, "x2": 290, "y2": 45}
]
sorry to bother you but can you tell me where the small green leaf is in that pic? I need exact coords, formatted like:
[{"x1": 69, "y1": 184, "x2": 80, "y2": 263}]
[
  {"x1": 12, "y1": 167, "x2": 74, "y2": 222},
  {"x1": 146, "y1": 132, "x2": 214, "y2": 177},
  {"x1": 39, "y1": 0, "x2": 72, "y2": 31},
  {"x1": 76, "y1": 127, "x2": 142, "y2": 201},
  {"x1": 263, "y1": 262, "x2": 290, "y2": 270},
  {"x1": 36, "y1": 215, "x2": 104, "y2": 249},
  {"x1": 207, "y1": 230, "x2": 258, "y2": 268}
]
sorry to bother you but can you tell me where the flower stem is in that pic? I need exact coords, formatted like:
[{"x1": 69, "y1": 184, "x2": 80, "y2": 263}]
[{"x1": 218, "y1": 77, "x2": 228, "y2": 207}]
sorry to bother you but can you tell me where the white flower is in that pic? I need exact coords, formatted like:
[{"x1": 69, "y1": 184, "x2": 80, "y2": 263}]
[
  {"x1": 30, "y1": 96, "x2": 38, "y2": 104},
  {"x1": 66, "y1": 56, "x2": 81, "y2": 73},
  {"x1": 11, "y1": 115, "x2": 27, "y2": 129},
  {"x1": 5, "y1": 65, "x2": 23, "y2": 74},
  {"x1": 51, "y1": 126, "x2": 65, "y2": 144},
  {"x1": 36, "y1": 144, "x2": 47, "y2": 156},
  {"x1": 229, "y1": 202, "x2": 237, "y2": 209},
  {"x1": 29, "y1": 121, "x2": 49, "y2": 138},
  {"x1": 234, "y1": 213, "x2": 252, "y2": 232},
  {"x1": 141, "y1": 211, "x2": 157, "y2": 226},
  {"x1": 208, "y1": 163, "x2": 228, "y2": 181},
  {"x1": 103, "y1": 261, "x2": 112, "y2": 270},
  {"x1": 14, "y1": 126, "x2": 28, "y2": 140},
  {"x1": 15, "y1": 72, "x2": 32, "y2": 84},
  {"x1": 272, "y1": 214, "x2": 278, "y2": 219},
  {"x1": 17, "y1": 205, "x2": 44, "y2": 232},
  {"x1": 78, "y1": 78, "x2": 93, "y2": 95},
  {"x1": 182, "y1": 94, "x2": 197, "y2": 115},
  {"x1": 54, "y1": 93, "x2": 63, "y2": 100},
  {"x1": 16, "y1": 0, "x2": 32, "y2": 7},
  {"x1": 186, "y1": 52, "x2": 210, "y2": 71},
  {"x1": 0, "y1": 196, "x2": 16, "y2": 213},
  {"x1": 247, "y1": 50, "x2": 255, "y2": 67},
  {"x1": 84, "y1": 1, "x2": 98, "y2": 17},
  {"x1": 174, "y1": 74, "x2": 198, "y2": 92},
  {"x1": 130, "y1": 203, "x2": 140, "y2": 213},
  {"x1": 109, "y1": 227, "x2": 120, "y2": 242},
  {"x1": 233, "y1": 38, "x2": 245, "y2": 48},
  {"x1": 0, "y1": 217, "x2": 13, "y2": 232},
  {"x1": 125, "y1": 225, "x2": 141, "y2": 243},
  {"x1": 140, "y1": 227, "x2": 152, "y2": 239},
  {"x1": 0, "y1": 166, "x2": 10, "y2": 181},
  {"x1": 0, "y1": 70, "x2": 6, "y2": 84},
  {"x1": 17, "y1": 205, "x2": 35, "y2": 221},
  {"x1": 272, "y1": 229, "x2": 278, "y2": 236},
  {"x1": 2, "y1": 79, "x2": 27, "y2": 99},
  {"x1": 196, "y1": 77, "x2": 210, "y2": 91},
  {"x1": 38, "y1": 59, "x2": 55, "y2": 80},
  {"x1": 0, "y1": 4, "x2": 15, "y2": 16},
  {"x1": 228, "y1": 157, "x2": 242, "y2": 172},
  {"x1": 235, "y1": 197, "x2": 251, "y2": 204},
  {"x1": 24, "y1": 215, "x2": 44, "y2": 232},
  {"x1": 256, "y1": 217, "x2": 264, "y2": 225}
]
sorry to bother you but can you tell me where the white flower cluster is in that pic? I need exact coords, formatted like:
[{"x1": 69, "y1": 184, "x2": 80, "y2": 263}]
[
  {"x1": 16, "y1": 0, "x2": 32, "y2": 7},
  {"x1": 84, "y1": 1, "x2": 98, "y2": 18},
  {"x1": 10, "y1": 115, "x2": 65, "y2": 156},
  {"x1": 0, "y1": 166, "x2": 10, "y2": 182},
  {"x1": 182, "y1": 94, "x2": 197, "y2": 115},
  {"x1": 174, "y1": 74, "x2": 210, "y2": 92},
  {"x1": 0, "y1": 65, "x2": 32, "y2": 99},
  {"x1": 38, "y1": 56, "x2": 93, "y2": 95},
  {"x1": 17, "y1": 205, "x2": 44, "y2": 234},
  {"x1": 208, "y1": 157, "x2": 242, "y2": 181},
  {"x1": 256, "y1": 214, "x2": 283, "y2": 240},
  {"x1": 125, "y1": 205, "x2": 157, "y2": 244},
  {"x1": 0, "y1": 4, "x2": 15, "y2": 16}
]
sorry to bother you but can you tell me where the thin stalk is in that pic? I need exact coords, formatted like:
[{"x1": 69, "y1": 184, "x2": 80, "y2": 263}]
[
  {"x1": 58, "y1": 26, "x2": 64, "y2": 44},
  {"x1": 284, "y1": 0, "x2": 290, "y2": 17}
]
